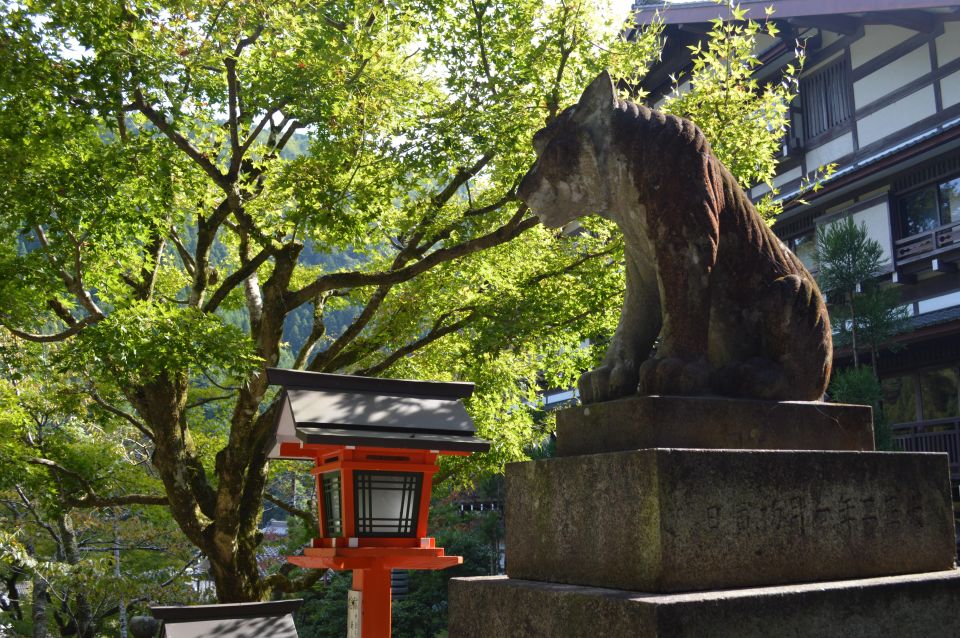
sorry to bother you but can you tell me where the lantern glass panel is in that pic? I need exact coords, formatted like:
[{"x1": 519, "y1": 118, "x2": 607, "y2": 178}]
[
  {"x1": 353, "y1": 471, "x2": 422, "y2": 537},
  {"x1": 321, "y1": 471, "x2": 343, "y2": 537}
]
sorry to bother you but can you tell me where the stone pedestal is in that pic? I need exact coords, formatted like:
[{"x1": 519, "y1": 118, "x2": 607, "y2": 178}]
[
  {"x1": 555, "y1": 396, "x2": 874, "y2": 456},
  {"x1": 505, "y1": 448, "x2": 954, "y2": 591},
  {"x1": 449, "y1": 571, "x2": 960, "y2": 637},
  {"x1": 447, "y1": 397, "x2": 959, "y2": 636}
]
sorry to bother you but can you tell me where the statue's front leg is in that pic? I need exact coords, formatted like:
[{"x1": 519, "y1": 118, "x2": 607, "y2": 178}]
[
  {"x1": 636, "y1": 218, "x2": 717, "y2": 396},
  {"x1": 579, "y1": 250, "x2": 660, "y2": 404}
]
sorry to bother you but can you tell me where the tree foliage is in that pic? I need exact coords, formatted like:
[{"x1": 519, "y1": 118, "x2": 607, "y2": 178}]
[
  {"x1": 828, "y1": 366, "x2": 894, "y2": 450},
  {"x1": 816, "y1": 215, "x2": 909, "y2": 370},
  {"x1": 659, "y1": 3, "x2": 802, "y2": 221},
  {"x1": 0, "y1": 0, "x2": 803, "y2": 605},
  {"x1": 0, "y1": 338, "x2": 202, "y2": 637}
]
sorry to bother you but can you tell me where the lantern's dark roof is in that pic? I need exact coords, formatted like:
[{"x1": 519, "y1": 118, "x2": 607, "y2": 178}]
[
  {"x1": 266, "y1": 368, "x2": 474, "y2": 399},
  {"x1": 266, "y1": 369, "x2": 490, "y2": 456},
  {"x1": 151, "y1": 600, "x2": 301, "y2": 638}
]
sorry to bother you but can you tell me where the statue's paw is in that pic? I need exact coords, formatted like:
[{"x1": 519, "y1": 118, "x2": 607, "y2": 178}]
[
  {"x1": 712, "y1": 358, "x2": 793, "y2": 401},
  {"x1": 637, "y1": 356, "x2": 711, "y2": 396},
  {"x1": 578, "y1": 361, "x2": 638, "y2": 404}
]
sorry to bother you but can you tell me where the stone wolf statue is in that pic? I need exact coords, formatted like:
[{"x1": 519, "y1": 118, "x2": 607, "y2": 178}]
[{"x1": 518, "y1": 71, "x2": 831, "y2": 404}]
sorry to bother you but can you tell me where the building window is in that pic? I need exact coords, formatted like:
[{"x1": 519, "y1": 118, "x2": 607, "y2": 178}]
[
  {"x1": 789, "y1": 232, "x2": 817, "y2": 271},
  {"x1": 897, "y1": 176, "x2": 960, "y2": 239},
  {"x1": 939, "y1": 177, "x2": 960, "y2": 225},
  {"x1": 799, "y1": 58, "x2": 852, "y2": 142},
  {"x1": 882, "y1": 368, "x2": 960, "y2": 424},
  {"x1": 881, "y1": 375, "x2": 918, "y2": 424},
  {"x1": 919, "y1": 367, "x2": 960, "y2": 421}
]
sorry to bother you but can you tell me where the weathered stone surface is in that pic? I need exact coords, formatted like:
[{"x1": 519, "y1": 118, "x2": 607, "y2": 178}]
[
  {"x1": 506, "y1": 449, "x2": 955, "y2": 592},
  {"x1": 449, "y1": 570, "x2": 960, "y2": 637},
  {"x1": 516, "y1": 71, "x2": 832, "y2": 404},
  {"x1": 555, "y1": 396, "x2": 874, "y2": 456}
]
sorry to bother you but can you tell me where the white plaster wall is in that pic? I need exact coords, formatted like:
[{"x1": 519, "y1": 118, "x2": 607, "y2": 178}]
[
  {"x1": 826, "y1": 199, "x2": 856, "y2": 216},
  {"x1": 857, "y1": 85, "x2": 937, "y2": 147},
  {"x1": 752, "y1": 182, "x2": 771, "y2": 198},
  {"x1": 805, "y1": 132, "x2": 854, "y2": 172},
  {"x1": 936, "y1": 21, "x2": 960, "y2": 66},
  {"x1": 752, "y1": 33, "x2": 777, "y2": 57},
  {"x1": 774, "y1": 166, "x2": 803, "y2": 188},
  {"x1": 858, "y1": 186, "x2": 892, "y2": 201},
  {"x1": 918, "y1": 290, "x2": 960, "y2": 314},
  {"x1": 804, "y1": 51, "x2": 843, "y2": 76},
  {"x1": 753, "y1": 165, "x2": 804, "y2": 198},
  {"x1": 853, "y1": 46, "x2": 931, "y2": 108},
  {"x1": 820, "y1": 29, "x2": 842, "y2": 48},
  {"x1": 851, "y1": 202, "x2": 893, "y2": 264},
  {"x1": 941, "y1": 68, "x2": 960, "y2": 109},
  {"x1": 850, "y1": 25, "x2": 915, "y2": 69}
]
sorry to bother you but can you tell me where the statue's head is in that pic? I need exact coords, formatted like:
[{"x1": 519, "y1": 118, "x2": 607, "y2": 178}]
[{"x1": 517, "y1": 71, "x2": 618, "y2": 228}]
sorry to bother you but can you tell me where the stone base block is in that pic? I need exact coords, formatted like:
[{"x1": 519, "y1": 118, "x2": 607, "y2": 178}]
[
  {"x1": 556, "y1": 396, "x2": 874, "y2": 457},
  {"x1": 448, "y1": 570, "x2": 960, "y2": 637},
  {"x1": 506, "y1": 448, "x2": 955, "y2": 592}
]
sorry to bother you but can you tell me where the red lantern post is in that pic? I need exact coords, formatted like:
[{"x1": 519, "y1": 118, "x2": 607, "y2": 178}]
[{"x1": 266, "y1": 369, "x2": 490, "y2": 638}]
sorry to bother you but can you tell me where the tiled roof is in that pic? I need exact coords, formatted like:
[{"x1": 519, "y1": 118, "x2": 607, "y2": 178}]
[{"x1": 906, "y1": 305, "x2": 960, "y2": 331}]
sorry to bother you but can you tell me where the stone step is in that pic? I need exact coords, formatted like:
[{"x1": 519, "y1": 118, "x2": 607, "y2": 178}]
[
  {"x1": 506, "y1": 448, "x2": 956, "y2": 592},
  {"x1": 555, "y1": 396, "x2": 874, "y2": 457},
  {"x1": 449, "y1": 570, "x2": 960, "y2": 637}
]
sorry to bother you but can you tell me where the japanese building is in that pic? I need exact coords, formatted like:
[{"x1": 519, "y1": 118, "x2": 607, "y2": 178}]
[{"x1": 632, "y1": 0, "x2": 960, "y2": 481}]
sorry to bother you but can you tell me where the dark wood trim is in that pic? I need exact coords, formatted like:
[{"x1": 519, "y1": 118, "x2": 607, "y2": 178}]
[
  {"x1": 813, "y1": 192, "x2": 889, "y2": 228},
  {"x1": 886, "y1": 190, "x2": 899, "y2": 260},
  {"x1": 265, "y1": 367, "x2": 475, "y2": 399},
  {"x1": 851, "y1": 26, "x2": 943, "y2": 80},
  {"x1": 802, "y1": 121, "x2": 854, "y2": 149},
  {"x1": 776, "y1": 154, "x2": 804, "y2": 174},
  {"x1": 804, "y1": 27, "x2": 864, "y2": 69},
  {"x1": 933, "y1": 258, "x2": 958, "y2": 272},
  {"x1": 783, "y1": 103, "x2": 960, "y2": 211},
  {"x1": 896, "y1": 241, "x2": 960, "y2": 267},
  {"x1": 801, "y1": 42, "x2": 850, "y2": 77},
  {"x1": 849, "y1": 192, "x2": 890, "y2": 214},
  {"x1": 789, "y1": 15, "x2": 863, "y2": 36},
  {"x1": 845, "y1": 48, "x2": 860, "y2": 151},
  {"x1": 808, "y1": 150, "x2": 857, "y2": 176},
  {"x1": 894, "y1": 166, "x2": 960, "y2": 196},
  {"x1": 863, "y1": 10, "x2": 940, "y2": 34},
  {"x1": 855, "y1": 99, "x2": 960, "y2": 159},
  {"x1": 790, "y1": 15, "x2": 862, "y2": 36},
  {"x1": 852, "y1": 50, "x2": 960, "y2": 120},
  {"x1": 932, "y1": 40, "x2": 944, "y2": 111},
  {"x1": 152, "y1": 600, "x2": 304, "y2": 622},
  {"x1": 633, "y1": 2, "x2": 960, "y2": 27},
  {"x1": 777, "y1": 177, "x2": 804, "y2": 196},
  {"x1": 854, "y1": 72, "x2": 933, "y2": 120}
]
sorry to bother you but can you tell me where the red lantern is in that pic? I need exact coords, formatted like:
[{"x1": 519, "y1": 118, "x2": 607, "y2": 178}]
[{"x1": 266, "y1": 369, "x2": 489, "y2": 638}]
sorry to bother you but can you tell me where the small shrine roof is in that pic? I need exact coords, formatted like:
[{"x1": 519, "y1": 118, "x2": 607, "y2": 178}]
[
  {"x1": 151, "y1": 600, "x2": 301, "y2": 638},
  {"x1": 265, "y1": 368, "x2": 490, "y2": 457}
]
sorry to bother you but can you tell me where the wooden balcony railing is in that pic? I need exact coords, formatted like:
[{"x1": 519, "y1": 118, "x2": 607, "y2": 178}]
[
  {"x1": 895, "y1": 219, "x2": 960, "y2": 266},
  {"x1": 892, "y1": 417, "x2": 960, "y2": 478}
]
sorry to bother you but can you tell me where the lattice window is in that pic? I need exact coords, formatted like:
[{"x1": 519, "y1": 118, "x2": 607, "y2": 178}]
[
  {"x1": 799, "y1": 58, "x2": 852, "y2": 141},
  {"x1": 353, "y1": 471, "x2": 421, "y2": 537},
  {"x1": 321, "y1": 471, "x2": 343, "y2": 537}
]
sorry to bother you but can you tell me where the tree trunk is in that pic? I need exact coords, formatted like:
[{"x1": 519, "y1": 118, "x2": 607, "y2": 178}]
[
  {"x1": 32, "y1": 577, "x2": 48, "y2": 638},
  {"x1": 114, "y1": 518, "x2": 127, "y2": 638},
  {"x1": 848, "y1": 297, "x2": 860, "y2": 368},
  {"x1": 57, "y1": 513, "x2": 95, "y2": 638}
]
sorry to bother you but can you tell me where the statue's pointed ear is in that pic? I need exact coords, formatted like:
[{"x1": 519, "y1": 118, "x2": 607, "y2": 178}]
[{"x1": 573, "y1": 71, "x2": 616, "y2": 124}]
